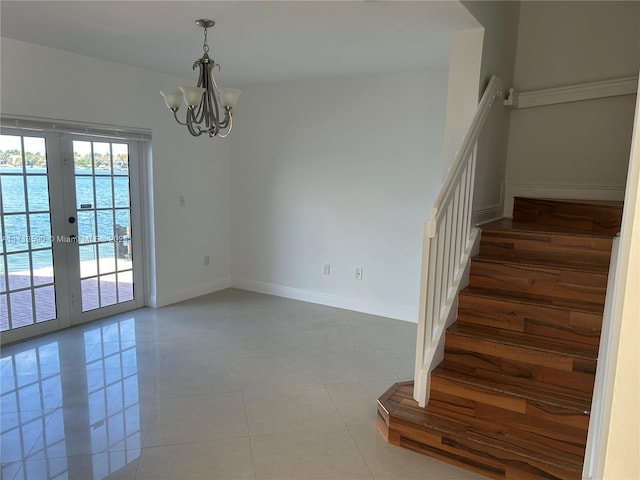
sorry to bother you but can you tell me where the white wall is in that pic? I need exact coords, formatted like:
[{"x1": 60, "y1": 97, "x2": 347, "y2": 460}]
[
  {"x1": 441, "y1": 27, "x2": 484, "y2": 178},
  {"x1": 229, "y1": 69, "x2": 449, "y2": 321},
  {"x1": 462, "y1": 0, "x2": 521, "y2": 223},
  {"x1": 1, "y1": 37, "x2": 232, "y2": 307},
  {"x1": 504, "y1": 1, "x2": 640, "y2": 212}
]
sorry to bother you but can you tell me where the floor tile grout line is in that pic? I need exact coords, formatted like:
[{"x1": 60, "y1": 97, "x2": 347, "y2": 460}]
[{"x1": 240, "y1": 388, "x2": 259, "y2": 480}]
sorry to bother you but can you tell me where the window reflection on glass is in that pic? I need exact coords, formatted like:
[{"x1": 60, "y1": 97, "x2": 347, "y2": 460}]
[
  {"x1": 0, "y1": 342, "x2": 67, "y2": 478},
  {"x1": 84, "y1": 318, "x2": 140, "y2": 479}
]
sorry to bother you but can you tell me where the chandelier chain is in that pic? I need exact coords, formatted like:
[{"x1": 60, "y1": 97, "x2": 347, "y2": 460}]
[{"x1": 203, "y1": 26, "x2": 209, "y2": 53}]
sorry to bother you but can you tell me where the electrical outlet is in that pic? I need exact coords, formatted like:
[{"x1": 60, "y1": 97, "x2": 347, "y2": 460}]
[
  {"x1": 355, "y1": 268, "x2": 363, "y2": 280},
  {"x1": 323, "y1": 264, "x2": 331, "y2": 275}
]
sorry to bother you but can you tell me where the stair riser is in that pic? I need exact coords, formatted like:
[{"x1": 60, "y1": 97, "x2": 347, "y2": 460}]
[
  {"x1": 479, "y1": 231, "x2": 613, "y2": 268},
  {"x1": 445, "y1": 332, "x2": 597, "y2": 375},
  {"x1": 513, "y1": 198, "x2": 623, "y2": 234},
  {"x1": 458, "y1": 294, "x2": 602, "y2": 347},
  {"x1": 469, "y1": 261, "x2": 608, "y2": 304},
  {"x1": 444, "y1": 348, "x2": 596, "y2": 393},
  {"x1": 430, "y1": 376, "x2": 590, "y2": 433}
]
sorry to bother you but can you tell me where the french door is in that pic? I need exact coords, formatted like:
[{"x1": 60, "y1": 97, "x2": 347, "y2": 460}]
[{"x1": 0, "y1": 129, "x2": 144, "y2": 344}]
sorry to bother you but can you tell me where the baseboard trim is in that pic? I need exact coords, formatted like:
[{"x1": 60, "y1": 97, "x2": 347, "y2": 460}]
[
  {"x1": 472, "y1": 203, "x2": 503, "y2": 225},
  {"x1": 155, "y1": 278, "x2": 231, "y2": 308},
  {"x1": 230, "y1": 278, "x2": 418, "y2": 323},
  {"x1": 503, "y1": 183, "x2": 626, "y2": 217}
]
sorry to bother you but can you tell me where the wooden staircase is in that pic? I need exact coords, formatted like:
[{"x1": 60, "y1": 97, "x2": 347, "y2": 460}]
[{"x1": 377, "y1": 197, "x2": 624, "y2": 480}]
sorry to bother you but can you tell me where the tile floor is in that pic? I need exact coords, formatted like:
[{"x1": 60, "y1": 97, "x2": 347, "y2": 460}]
[{"x1": 1, "y1": 289, "x2": 486, "y2": 480}]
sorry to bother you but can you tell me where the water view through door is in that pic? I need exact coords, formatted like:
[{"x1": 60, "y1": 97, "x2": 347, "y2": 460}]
[
  {"x1": 73, "y1": 140, "x2": 134, "y2": 312},
  {"x1": 0, "y1": 135, "x2": 56, "y2": 332},
  {"x1": 1, "y1": 130, "x2": 144, "y2": 344}
]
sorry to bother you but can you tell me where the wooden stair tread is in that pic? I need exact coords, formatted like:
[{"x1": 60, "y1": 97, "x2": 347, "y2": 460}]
[
  {"x1": 448, "y1": 323, "x2": 597, "y2": 360},
  {"x1": 460, "y1": 286, "x2": 604, "y2": 315},
  {"x1": 432, "y1": 360, "x2": 593, "y2": 414},
  {"x1": 481, "y1": 218, "x2": 617, "y2": 238},
  {"x1": 474, "y1": 253, "x2": 609, "y2": 274},
  {"x1": 379, "y1": 382, "x2": 584, "y2": 473}
]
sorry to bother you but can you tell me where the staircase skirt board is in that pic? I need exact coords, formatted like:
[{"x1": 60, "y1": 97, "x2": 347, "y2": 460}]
[{"x1": 378, "y1": 198, "x2": 623, "y2": 480}]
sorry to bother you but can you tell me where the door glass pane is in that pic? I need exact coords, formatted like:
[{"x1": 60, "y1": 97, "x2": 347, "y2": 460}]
[
  {"x1": 95, "y1": 176, "x2": 113, "y2": 209},
  {"x1": 34, "y1": 286, "x2": 56, "y2": 323},
  {"x1": 100, "y1": 274, "x2": 117, "y2": 307},
  {"x1": 1, "y1": 175, "x2": 26, "y2": 212},
  {"x1": 99, "y1": 243, "x2": 116, "y2": 274},
  {"x1": 0, "y1": 134, "x2": 57, "y2": 332},
  {"x1": 4, "y1": 215, "x2": 27, "y2": 252},
  {"x1": 112, "y1": 144, "x2": 129, "y2": 176},
  {"x1": 97, "y1": 210, "x2": 114, "y2": 240},
  {"x1": 113, "y1": 177, "x2": 129, "y2": 208},
  {"x1": 33, "y1": 250, "x2": 54, "y2": 286},
  {"x1": 0, "y1": 255, "x2": 6, "y2": 293},
  {"x1": 73, "y1": 140, "x2": 135, "y2": 313},
  {"x1": 79, "y1": 244, "x2": 98, "y2": 278},
  {"x1": 26, "y1": 175, "x2": 49, "y2": 211},
  {"x1": 10, "y1": 290, "x2": 33, "y2": 328},
  {"x1": 78, "y1": 210, "x2": 96, "y2": 244},
  {"x1": 81, "y1": 278, "x2": 99, "y2": 312},
  {"x1": 29, "y1": 213, "x2": 52, "y2": 249},
  {"x1": 75, "y1": 176, "x2": 94, "y2": 209},
  {"x1": 93, "y1": 142, "x2": 112, "y2": 175}
]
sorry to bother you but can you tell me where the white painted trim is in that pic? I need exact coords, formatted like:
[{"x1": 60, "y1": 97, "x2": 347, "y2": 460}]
[
  {"x1": 583, "y1": 236, "x2": 620, "y2": 480},
  {"x1": 503, "y1": 183, "x2": 626, "y2": 217},
  {"x1": 230, "y1": 278, "x2": 418, "y2": 323},
  {"x1": 472, "y1": 203, "x2": 503, "y2": 225},
  {"x1": 154, "y1": 278, "x2": 231, "y2": 307},
  {"x1": 505, "y1": 76, "x2": 638, "y2": 109},
  {"x1": 0, "y1": 114, "x2": 152, "y2": 141}
]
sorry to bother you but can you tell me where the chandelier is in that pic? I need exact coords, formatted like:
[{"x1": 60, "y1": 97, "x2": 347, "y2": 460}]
[{"x1": 161, "y1": 19, "x2": 241, "y2": 138}]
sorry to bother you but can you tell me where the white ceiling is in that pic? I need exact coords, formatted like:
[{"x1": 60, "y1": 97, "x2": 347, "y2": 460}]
[{"x1": 0, "y1": 1, "x2": 480, "y2": 88}]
